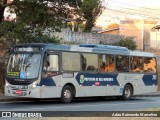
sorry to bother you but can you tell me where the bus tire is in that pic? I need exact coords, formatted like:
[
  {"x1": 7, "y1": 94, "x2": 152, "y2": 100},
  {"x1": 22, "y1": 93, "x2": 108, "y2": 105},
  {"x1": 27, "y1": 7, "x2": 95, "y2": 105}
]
[
  {"x1": 61, "y1": 85, "x2": 73, "y2": 103},
  {"x1": 122, "y1": 84, "x2": 133, "y2": 100}
]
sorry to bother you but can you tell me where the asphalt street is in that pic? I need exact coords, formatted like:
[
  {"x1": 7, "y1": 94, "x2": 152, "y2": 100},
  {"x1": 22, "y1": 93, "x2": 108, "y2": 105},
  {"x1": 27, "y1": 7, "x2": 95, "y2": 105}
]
[{"x1": 0, "y1": 97, "x2": 160, "y2": 111}]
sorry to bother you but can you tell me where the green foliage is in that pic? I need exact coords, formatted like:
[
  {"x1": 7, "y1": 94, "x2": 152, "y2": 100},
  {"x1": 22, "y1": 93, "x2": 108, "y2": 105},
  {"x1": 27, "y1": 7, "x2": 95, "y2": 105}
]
[
  {"x1": 0, "y1": 0, "x2": 66, "y2": 47},
  {"x1": 80, "y1": 0, "x2": 103, "y2": 32},
  {"x1": 19, "y1": 36, "x2": 61, "y2": 44},
  {"x1": 114, "y1": 37, "x2": 137, "y2": 50},
  {"x1": 0, "y1": 0, "x2": 103, "y2": 48},
  {"x1": 0, "y1": 37, "x2": 11, "y2": 50},
  {"x1": 99, "y1": 37, "x2": 137, "y2": 50}
]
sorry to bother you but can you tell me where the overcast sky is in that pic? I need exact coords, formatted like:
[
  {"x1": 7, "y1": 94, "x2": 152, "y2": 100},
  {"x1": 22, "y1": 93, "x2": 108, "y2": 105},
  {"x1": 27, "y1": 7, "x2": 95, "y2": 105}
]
[
  {"x1": 96, "y1": 0, "x2": 160, "y2": 27},
  {"x1": 104, "y1": 0, "x2": 160, "y2": 8}
]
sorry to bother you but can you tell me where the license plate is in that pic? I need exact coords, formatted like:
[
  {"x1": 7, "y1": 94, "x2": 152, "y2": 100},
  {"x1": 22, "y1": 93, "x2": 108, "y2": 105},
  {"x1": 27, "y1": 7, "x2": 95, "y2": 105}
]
[{"x1": 16, "y1": 90, "x2": 22, "y2": 95}]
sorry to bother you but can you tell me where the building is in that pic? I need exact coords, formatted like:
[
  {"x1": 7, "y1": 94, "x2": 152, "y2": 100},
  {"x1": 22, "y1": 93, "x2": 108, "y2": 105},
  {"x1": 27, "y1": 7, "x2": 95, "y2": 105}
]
[
  {"x1": 98, "y1": 19, "x2": 157, "y2": 51},
  {"x1": 150, "y1": 24, "x2": 160, "y2": 55},
  {"x1": 98, "y1": 27, "x2": 119, "y2": 35},
  {"x1": 119, "y1": 19, "x2": 157, "y2": 51}
]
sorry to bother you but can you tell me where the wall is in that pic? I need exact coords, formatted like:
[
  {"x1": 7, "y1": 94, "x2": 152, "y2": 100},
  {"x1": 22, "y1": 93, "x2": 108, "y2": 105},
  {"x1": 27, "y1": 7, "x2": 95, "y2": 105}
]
[
  {"x1": 100, "y1": 29, "x2": 119, "y2": 35},
  {"x1": 119, "y1": 19, "x2": 156, "y2": 51},
  {"x1": 55, "y1": 28, "x2": 124, "y2": 45},
  {"x1": 150, "y1": 31, "x2": 160, "y2": 54}
]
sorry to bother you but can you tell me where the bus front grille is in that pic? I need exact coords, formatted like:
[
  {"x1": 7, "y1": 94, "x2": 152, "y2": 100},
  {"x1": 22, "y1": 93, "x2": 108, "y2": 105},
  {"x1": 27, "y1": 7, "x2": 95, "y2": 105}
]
[{"x1": 8, "y1": 80, "x2": 32, "y2": 85}]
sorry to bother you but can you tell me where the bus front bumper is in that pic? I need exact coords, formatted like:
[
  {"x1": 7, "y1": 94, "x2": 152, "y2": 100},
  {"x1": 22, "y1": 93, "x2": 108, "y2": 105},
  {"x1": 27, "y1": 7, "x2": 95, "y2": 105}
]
[{"x1": 5, "y1": 85, "x2": 41, "y2": 98}]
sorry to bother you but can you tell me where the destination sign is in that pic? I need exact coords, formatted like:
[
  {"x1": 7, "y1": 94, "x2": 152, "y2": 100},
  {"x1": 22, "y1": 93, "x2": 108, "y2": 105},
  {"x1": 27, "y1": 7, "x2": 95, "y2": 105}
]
[{"x1": 14, "y1": 47, "x2": 41, "y2": 52}]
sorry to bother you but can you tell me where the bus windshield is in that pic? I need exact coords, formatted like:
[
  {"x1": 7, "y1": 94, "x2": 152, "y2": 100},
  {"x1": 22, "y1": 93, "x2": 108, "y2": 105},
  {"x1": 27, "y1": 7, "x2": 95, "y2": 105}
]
[{"x1": 7, "y1": 53, "x2": 41, "y2": 79}]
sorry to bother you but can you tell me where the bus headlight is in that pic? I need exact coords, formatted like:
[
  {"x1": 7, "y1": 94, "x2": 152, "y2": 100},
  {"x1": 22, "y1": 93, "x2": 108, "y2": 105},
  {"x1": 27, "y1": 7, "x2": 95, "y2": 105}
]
[
  {"x1": 5, "y1": 81, "x2": 10, "y2": 87},
  {"x1": 32, "y1": 81, "x2": 38, "y2": 88}
]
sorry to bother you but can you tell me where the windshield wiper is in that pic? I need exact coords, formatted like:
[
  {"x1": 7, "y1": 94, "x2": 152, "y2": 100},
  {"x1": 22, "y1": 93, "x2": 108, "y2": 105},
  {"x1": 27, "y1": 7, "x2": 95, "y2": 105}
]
[{"x1": 24, "y1": 53, "x2": 33, "y2": 64}]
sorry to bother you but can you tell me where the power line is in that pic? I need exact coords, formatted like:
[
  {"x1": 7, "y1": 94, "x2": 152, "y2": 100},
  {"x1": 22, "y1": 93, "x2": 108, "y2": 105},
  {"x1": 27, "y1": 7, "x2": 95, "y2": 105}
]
[
  {"x1": 109, "y1": 0, "x2": 160, "y2": 11},
  {"x1": 107, "y1": 8, "x2": 160, "y2": 20},
  {"x1": 107, "y1": 4, "x2": 159, "y2": 16}
]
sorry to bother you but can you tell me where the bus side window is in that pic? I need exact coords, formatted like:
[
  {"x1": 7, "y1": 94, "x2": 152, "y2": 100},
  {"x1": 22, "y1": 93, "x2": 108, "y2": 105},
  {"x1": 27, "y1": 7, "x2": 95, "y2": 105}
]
[
  {"x1": 116, "y1": 55, "x2": 129, "y2": 72},
  {"x1": 48, "y1": 55, "x2": 59, "y2": 71},
  {"x1": 87, "y1": 65, "x2": 95, "y2": 71},
  {"x1": 43, "y1": 54, "x2": 59, "y2": 77},
  {"x1": 62, "y1": 52, "x2": 80, "y2": 71},
  {"x1": 99, "y1": 54, "x2": 115, "y2": 72},
  {"x1": 144, "y1": 57, "x2": 156, "y2": 73},
  {"x1": 82, "y1": 53, "x2": 98, "y2": 71},
  {"x1": 130, "y1": 57, "x2": 143, "y2": 73}
]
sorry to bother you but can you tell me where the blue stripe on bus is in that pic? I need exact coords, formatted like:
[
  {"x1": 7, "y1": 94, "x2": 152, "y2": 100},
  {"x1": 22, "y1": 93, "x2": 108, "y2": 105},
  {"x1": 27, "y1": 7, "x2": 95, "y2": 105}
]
[
  {"x1": 75, "y1": 73, "x2": 158, "y2": 86},
  {"x1": 75, "y1": 73, "x2": 119, "y2": 86},
  {"x1": 142, "y1": 74, "x2": 158, "y2": 85},
  {"x1": 40, "y1": 77, "x2": 56, "y2": 86}
]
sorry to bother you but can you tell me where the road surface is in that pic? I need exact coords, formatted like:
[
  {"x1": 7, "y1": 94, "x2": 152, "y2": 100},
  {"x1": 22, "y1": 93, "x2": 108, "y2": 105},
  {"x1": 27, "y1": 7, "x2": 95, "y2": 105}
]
[{"x1": 0, "y1": 97, "x2": 159, "y2": 112}]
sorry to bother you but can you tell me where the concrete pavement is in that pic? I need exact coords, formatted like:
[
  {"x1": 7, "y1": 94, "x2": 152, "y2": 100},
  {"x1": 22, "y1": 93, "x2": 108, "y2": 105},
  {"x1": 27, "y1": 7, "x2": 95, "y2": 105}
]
[
  {"x1": 134, "y1": 91, "x2": 160, "y2": 97},
  {"x1": 0, "y1": 91, "x2": 160, "y2": 102}
]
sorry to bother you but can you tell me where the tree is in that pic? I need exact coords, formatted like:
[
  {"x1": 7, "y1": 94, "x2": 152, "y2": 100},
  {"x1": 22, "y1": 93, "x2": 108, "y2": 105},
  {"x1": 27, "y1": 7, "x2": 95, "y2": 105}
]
[
  {"x1": 0, "y1": 0, "x2": 103, "y2": 48},
  {"x1": 0, "y1": 0, "x2": 84, "y2": 46},
  {"x1": 114, "y1": 37, "x2": 137, "y2": 50},
  {"x1": 80, "y1": 0, "x2": 103, "y2": 32},
  {"x1": 100, "y1": 37, "x2": 137, "y2": 50},
  {"x1": 0, "y1": 0, "x2": 7, "y2": 22},
  {"x1": 0, "y1": 0, "x2": 68, "y2": 46}
]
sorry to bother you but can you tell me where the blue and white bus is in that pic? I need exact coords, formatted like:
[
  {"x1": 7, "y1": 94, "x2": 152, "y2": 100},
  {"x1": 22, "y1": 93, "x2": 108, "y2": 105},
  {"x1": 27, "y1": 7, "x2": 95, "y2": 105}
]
[{"x1": 5, "y1": 43, "x2": 158, "y2": 103}]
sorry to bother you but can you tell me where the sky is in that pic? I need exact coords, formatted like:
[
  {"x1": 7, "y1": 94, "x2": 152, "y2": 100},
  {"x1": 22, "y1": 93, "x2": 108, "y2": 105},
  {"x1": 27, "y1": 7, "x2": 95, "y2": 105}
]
[
  {"x1": 104, "y1": 0, "x2": 160, "y2": 8},
  {"x1": 96, "y1": 0, "x2": 160, "y2": 28},
  {"x1": 3, "y1": 0, "x2": 160, "y2": 28}
]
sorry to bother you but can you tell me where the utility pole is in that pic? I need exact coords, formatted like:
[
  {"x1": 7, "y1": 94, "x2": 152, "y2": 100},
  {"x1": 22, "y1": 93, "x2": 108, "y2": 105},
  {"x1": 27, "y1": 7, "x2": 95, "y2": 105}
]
[{"x1": 141, "y1": 21, "x2": 144, "y2": 51}]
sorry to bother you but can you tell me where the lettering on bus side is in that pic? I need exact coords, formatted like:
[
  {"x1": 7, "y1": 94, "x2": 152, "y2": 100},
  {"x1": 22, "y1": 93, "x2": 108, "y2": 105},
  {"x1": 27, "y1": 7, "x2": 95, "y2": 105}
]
[
  {"x1": 142, "y1": 74, "x2": 158, "y2": 86},
  {"x1": 76, "y1": 73, "x2": 119, "y2": 86}
]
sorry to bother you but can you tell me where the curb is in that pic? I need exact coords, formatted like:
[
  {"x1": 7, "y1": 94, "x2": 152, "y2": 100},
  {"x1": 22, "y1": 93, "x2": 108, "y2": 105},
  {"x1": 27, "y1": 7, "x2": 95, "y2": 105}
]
[
  {"x1": 0, "y1": 98, "x2": 41, "y2": 102},
  {"x1": 0, "y1": 97, "x2": 32, "y2": 102},
  {"x1": 0, "y1": 94, "x2": 37, "y2": 102},
  {"x1": 134, "y1": 91, "x2": 160, "y2": 97},
  {"x1": 134, "y1": 95, "x2": 160, "y2": 97}
]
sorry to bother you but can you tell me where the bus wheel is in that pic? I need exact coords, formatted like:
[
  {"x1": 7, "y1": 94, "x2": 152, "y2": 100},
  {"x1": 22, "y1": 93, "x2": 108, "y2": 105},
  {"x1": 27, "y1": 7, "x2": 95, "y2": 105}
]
[
  {"x1": 61, "y1": 85, "x2": 73, "y2": 103},
  {"x1": 122, "y1": 84, "x2": 133, "y2": 100}
]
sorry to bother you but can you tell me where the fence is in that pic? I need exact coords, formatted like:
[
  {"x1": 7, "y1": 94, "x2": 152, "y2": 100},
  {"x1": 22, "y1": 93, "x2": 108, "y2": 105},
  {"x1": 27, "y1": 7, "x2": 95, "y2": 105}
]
[{"x1": 55, "y1": 29, "x2": 124, "y2": 44}]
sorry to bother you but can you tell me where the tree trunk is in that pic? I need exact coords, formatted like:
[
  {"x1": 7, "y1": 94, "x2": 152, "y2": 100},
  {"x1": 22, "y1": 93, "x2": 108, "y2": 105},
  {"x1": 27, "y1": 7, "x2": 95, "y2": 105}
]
[
  {"x1": 84, "y1": 19, "x2": 94, "y2": 32},
  {"x1": 0, "y1": 0, "x2": 7, "y2": 22}
]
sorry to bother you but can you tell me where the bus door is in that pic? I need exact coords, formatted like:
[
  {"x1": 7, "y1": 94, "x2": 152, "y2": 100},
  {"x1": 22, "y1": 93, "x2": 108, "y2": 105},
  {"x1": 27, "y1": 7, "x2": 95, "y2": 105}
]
[{"x1": 41, "y1": 52, "x2": 60, "y2": 86}]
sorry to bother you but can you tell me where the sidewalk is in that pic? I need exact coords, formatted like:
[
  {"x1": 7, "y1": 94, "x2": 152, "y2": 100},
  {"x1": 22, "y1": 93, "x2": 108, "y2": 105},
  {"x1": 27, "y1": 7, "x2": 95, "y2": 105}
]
[
  {"x1": 0, "y1": 91, "x2": 160, "y2": 102},
  {"x1": 133, "y1": 91, "x2": 160, "y2": 97}
]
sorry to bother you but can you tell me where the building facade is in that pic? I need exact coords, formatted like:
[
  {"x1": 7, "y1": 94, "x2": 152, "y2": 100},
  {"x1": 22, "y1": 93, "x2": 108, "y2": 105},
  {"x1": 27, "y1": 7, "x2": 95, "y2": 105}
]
[{"x1": 119, "y1": 19, "x2": 157, "y2": 51}]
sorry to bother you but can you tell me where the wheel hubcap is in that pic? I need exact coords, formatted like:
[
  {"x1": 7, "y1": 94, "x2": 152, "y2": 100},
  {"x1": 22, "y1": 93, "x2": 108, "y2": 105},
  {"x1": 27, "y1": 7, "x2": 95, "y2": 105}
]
[
  {"x1": 64, "y1": 89, "x2": 71, "y2": 99},
  {"x1": 125, "y1": 88, "x2": 130, "y2": 98}
]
